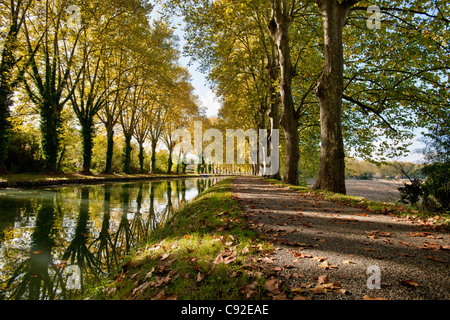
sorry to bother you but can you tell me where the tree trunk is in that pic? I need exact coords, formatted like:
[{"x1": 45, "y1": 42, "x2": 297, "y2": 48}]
[
  {"x1": 80, "y1": 118, "x2": 94, "y2": 175},
  {"x1": 266, "y1": 56, "x2": 282, "y2": 180},
  {"x1": 40, "y1": 104, "x2": 62, "y2": 173},
  {"x1": 150, "y1": 139, "x2": 157, "y2": 173},
  {"x1": 0, "y1": 10, "x2": 22, "y2": 174},
  {"x1": 138, "y1": 142, "x2": 145, "y2": 173},
  {"x1": 0, "y1": 86, "x2": 12, "y2": 174},
  {"x1": 104, "y1": 126, "x2": 114, "y2": 174},
  {"x1": 269, "y1": 3, "x2": 300, "y2": 185},
  {"x1": 167, "y1": 147, "x2": 173, "y2": 174},
  {"x1": 313, "y1": 0, "x2": 350, "y2": 194},
  {"x1": 123, "y1": 135, "x2": 132, "y2": 174}
]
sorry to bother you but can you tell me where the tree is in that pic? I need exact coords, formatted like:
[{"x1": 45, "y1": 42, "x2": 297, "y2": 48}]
[
  {"x1": 21, "y1": 0, "x2": 84, "y2": 172},
  {"x1": 313, "y1": 0, "x2": 450, "y2": 194},
  {"x1": 133, "y1": 89, "x2": 155, "y2": 173},
  {"x1": 0, "y1": 0, "x2": 34, "y2": 173},
  {"x1": 97, "y1": 48, "x2": 130, "y2": 174},
  {"x1": 68, "y1": 1, "x2": 134, "y2": 174},
  {"x1": 162, "y1": 68, "x2": 200, "y2": 174},
  {"x1": 312, "y1": 0, "x2": 357, "y2": 194}
]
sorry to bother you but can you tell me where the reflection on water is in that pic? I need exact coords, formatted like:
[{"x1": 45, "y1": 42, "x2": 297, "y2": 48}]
[{"x1": 0, "y1": 177, "x2": 223, "y2": 300}]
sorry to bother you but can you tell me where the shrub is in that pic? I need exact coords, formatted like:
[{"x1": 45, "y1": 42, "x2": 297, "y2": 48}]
[{"x1": 398, "y1": 162, "x2": 450, "y2": 212}]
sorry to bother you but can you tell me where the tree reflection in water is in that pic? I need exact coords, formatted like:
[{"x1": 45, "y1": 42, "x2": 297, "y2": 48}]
[{"x1": 0, "y1": 177, "x2": 223, "y2": 300}]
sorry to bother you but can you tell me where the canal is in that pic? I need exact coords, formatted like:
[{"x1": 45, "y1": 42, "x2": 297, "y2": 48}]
[{"x1": 0, "y1": 176, "x2": 225, "y2": 300}]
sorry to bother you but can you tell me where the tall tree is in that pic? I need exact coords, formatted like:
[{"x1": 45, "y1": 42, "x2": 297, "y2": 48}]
[
  {"x1": 22, "y1": 0, "x2": 84, "y2": 172},
  {"x1": 0, "y1": 0, "x2": 34, "y2": 173},
  {"x1": 312, "y1": 0, "x2": 357, "y2": 194}
]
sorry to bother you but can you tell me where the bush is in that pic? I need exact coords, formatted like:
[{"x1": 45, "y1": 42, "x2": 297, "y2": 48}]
[
  {"x1": 398, "y1": 162, "x2": 450, "y2": 212},
  {"x1": 356, "y1": 172, "x2": 374, "y2": 180},
  {"x1": 5, "y1": 129, "x2": 42, "y2": 173}
]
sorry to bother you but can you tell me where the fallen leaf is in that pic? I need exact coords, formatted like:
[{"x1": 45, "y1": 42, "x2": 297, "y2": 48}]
[
  {"x1": 264, "y1": 279, "x2": 281, "y2": 294},
  {"x1": 272, "y1": 292, "x2": 289, "y2": 300},
  {"x1": 357, "y1": 213, "x2": 368, "y2": 217},
  {"x1": 343, "y1": 260, "x2": 356, "y2": 264},
  {"x1": 409, "y1": 232, "x2": 431, "y2": 237},
  {"x1": 318, "y1": 260, "x2": 339, "y2": 270},
  {"x1": 424, "y1": 255, "x2": 446, "y2": 262},
  {"x1": 419, "y1": 242, "x2": 442, "y2": 250},
  {"x1": 293, "y1": 295, "x2": 312, "y2": 300},
  {"x1": 197, "y1": 272, "x2": 205, "y2": 282},
  {"x1": 132, "y1": 281, "x2": 151, "y2": 296},
  {"x1": 240, "y1": 283, "x2": 256, "y2": 298},
  {"x1": 396, "y1": 252, "x2": 415, "y2": 257},
  {"x1": 313, "y1": 256, "x2": 327, "y2": 262},
  {"x1": 261, "y1": 256, "x2": 276, "y2": 264},
  {"x1": 318, "y1": 275, "x2": 329, "y2": 284},
  {"x1": 365, "y1": 230, "x2": 391, "y2": 239},
  {"x1": 399, "y1": 279, "x2": 419, "y2": 287},
  {"x1": 160, "y1": 253, "x2": 170, "y2": 261},
  {"x1": 363, "y1": 295, "x2": 387, "y2": 300},
  {"x1": 309, "y1": 287, "x2": 325, "y2": 294},
  {"x1": 290, "y1": 287, "x2": 304, "y2": 294}
]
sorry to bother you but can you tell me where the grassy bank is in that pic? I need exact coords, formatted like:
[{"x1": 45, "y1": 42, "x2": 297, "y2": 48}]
[
  {"x1": 86, "y1": 178, "x2": 274, "y2": 300},
  {"x1": 263, "y1": 177, "x2": 449, "y2": 227},
  {"x1": 0, "y1": 172, "x2": 222, "y2": 188}
]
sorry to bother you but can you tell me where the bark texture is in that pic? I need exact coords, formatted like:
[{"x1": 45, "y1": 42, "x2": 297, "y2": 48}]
[{"x1": 313, "y1": 0, "x2": 355, "y2": 194}]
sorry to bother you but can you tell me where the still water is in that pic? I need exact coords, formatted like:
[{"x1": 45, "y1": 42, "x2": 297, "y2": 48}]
[{"x1": 0, "y1": 177, "x2": 224, "y2": 300}]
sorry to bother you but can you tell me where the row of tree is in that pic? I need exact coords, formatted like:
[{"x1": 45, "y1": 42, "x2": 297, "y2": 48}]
[
  {"x1": 165, "y1": 0, "x2": 449, "y2": 193},
  {"x1": 0, "y1": 0, "x2": 202, "y2": 175}
]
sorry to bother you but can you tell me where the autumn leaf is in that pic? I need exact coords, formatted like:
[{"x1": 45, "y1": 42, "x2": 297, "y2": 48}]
[
  {"x1": 363, "y1": 295, "x2": 387, "y2": 300},
  {"x1": 132, "y1": 281, "x2": 152, "y2": 296},
  {"x1": 271, "y1": 292, "x2": 289, "y2": 300},
  {"x1": 343, "y1": 260, "x2": 356, "y2": 264},
  {"x1": 196, "y1": 272, "x2": 205, "y2": 282},
  {"x1": 240, "y1": 282, "x2": 257, "y2": 298},
  {"x1": 264, "y1": 279, "x2": 281, "y2": 295},
  {"x1": 313, "y1": 256, "x2": 327, "y2": 262},
  {"x1": 399, "y1": 279, "x2": 419, "y2": 287},
  {"x1": 318, "y1": 275, "x2": 329, "y2": 284},
  {"x1": 214, "y1": 247, "x2": 236, "y2": 264},
  {"x1": 424, "y1": 255, "x2": 446, "y2": 262},
  {"x1": 396, "y1": 252, "x2": 415, "y2": 257},
  {"x1": 261, "y1": 256, "x2": 276, "y2": 264},
  {"x1": 160, "y1": 253, "x2": 170, "y2": 261},
  {"x1": 318, "y1": 260, "x2": 339, "y2": 270},
  {"x1": 409, "y1": 232, "x2": 431, "y2": 237}
]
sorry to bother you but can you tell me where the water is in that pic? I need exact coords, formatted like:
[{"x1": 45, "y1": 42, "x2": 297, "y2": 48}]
[{"x1": 0, "y1": 177, "x2": 224, "y2": 300}]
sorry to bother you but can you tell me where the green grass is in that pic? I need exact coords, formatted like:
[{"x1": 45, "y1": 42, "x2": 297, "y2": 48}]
[{"x1": 86, "y1": 178, "x2": 273, "y2": 300}]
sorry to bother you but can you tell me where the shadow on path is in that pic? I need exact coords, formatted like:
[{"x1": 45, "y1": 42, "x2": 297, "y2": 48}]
[{"x1": 233, "y1": 176, "x2": 450, "y2": 300}]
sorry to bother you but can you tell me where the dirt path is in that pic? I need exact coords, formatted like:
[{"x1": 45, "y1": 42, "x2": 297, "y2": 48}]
[{"x1": 233, "y1": 176, "x2": 450, "y2": 300}]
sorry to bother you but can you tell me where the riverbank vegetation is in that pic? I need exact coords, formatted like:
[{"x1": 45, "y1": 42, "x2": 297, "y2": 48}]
[{"x1": 87, "y1": 178, "x2": 274, "y2": 300}]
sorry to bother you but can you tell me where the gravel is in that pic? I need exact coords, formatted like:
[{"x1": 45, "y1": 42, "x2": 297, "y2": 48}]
[{"x1": 233, "y1": 176, "x2": 450, "y2": 300}]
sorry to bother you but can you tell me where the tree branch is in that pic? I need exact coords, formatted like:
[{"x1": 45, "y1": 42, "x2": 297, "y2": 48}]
[{"x1": 342, "y1": 94, "x2": 398, "y2": 133}]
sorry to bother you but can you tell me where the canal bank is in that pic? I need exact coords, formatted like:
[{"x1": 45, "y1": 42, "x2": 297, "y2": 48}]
[
  {"x1": 86, "y1": 177, "x2": 273, "y2": 300},
  {"x1": 0, "y1": 176, "x2": 229, "y2": 300},
  {"x1": 0, "y1": 173, "x2": 233, "y2": 189}
]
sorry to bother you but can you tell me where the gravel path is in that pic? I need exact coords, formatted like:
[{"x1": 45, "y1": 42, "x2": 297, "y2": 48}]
[{"x1": 233, "y1": 176, "x2": 450, "y2": 300}]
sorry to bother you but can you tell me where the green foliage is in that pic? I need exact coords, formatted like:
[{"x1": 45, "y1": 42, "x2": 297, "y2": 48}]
[
  {"x1": 5, "y1": 121, "x2": 41, "y2": 173},
  {"x1": 399, "y1": 163, "x2": 450, "y2": 212}
]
